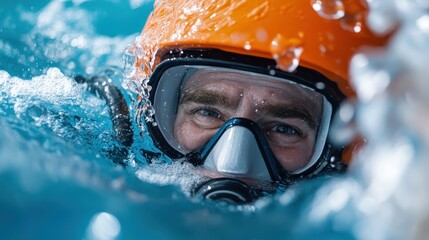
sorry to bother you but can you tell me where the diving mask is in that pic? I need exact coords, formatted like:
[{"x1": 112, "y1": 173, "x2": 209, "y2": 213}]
[{"x1": 144, "y1": 49, "x2": 345, "y2": 203}]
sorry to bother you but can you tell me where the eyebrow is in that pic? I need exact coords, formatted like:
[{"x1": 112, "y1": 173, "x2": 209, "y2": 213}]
[
  {"x1": 261, "y1": 104, "x2": 317, "y2": 130},
  {"x1": 179, "y1": 89, "x2": 235, "y2": 109},
  {"x1": 179, "y1": 89, "x2": 318, "y2": 130}
]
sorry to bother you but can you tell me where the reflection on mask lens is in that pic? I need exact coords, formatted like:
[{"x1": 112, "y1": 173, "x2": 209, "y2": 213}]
[{"x1": 153, "y1": 65, "x2": 332, "y2": 174}]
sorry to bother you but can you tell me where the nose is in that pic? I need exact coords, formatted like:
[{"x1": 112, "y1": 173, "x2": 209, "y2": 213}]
[{"x1": 232, "y1": 96, "x2": 264, "y2": 123}]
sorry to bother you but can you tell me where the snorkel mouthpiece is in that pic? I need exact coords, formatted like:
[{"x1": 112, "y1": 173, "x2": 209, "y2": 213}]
[{"x1": 192, "y1": 178, "x2": 256, "y2": 204}]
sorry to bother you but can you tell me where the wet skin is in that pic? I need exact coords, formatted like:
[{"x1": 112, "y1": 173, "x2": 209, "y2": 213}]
[{"x1": 174, "y1": 70, "x2": 323, "y2": 172}]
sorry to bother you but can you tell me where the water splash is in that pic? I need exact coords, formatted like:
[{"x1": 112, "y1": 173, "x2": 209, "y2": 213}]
[
  {"x1": 121, "y1": 36, "x2": 156, "y2": 131},
  {"x1": 296, "y1": 0, "x2": 429, "y2": 239},
  {"x1": 349, "y1": 51, "x2": 392, "y2": 102},
  {"x1": 136, "y1": 161, "x2": 208, "y2": 196},
  {"x1": 365, "y1": 0, "x2": 400, "y2": 36},
  {"x1": 2, "y1": 1, "x2": 139, "y2": 78}
]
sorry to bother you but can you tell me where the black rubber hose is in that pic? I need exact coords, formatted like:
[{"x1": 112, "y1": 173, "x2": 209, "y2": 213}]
[{"x1": 74, "y1": 75, "x2": 134, "y2": 149}]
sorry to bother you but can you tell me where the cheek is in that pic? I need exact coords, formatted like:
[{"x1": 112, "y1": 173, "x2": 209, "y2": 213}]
[
  {"x1": 272, "y1": 137, "x2": 316, "y2": 172},
  {"x1": 174, "y1": 118, "x2": 216, "y2": 152}
]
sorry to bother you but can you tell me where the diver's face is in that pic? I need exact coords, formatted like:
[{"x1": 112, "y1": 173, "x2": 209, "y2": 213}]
[{"x1": 174, "y1": 70, "x2": 323, "y2": 172}]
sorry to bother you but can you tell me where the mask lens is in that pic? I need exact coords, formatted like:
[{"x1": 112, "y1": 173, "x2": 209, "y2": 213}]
[{"x1": 152, "y1": 65, "x2": 332, "y2": 176}]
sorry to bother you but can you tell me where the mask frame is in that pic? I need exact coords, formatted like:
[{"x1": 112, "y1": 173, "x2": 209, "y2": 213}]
[{"x1": 145, "y1": 48, "x2": 346, "y2": 181}]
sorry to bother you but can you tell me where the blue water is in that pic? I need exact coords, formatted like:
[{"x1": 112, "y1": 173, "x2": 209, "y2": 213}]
[
  {"x1": 1, "y1": 1, "x2": 428, "y2": 240},
  {"x1": 2, "y1": 1, "x2": 323, "y2": 239}
]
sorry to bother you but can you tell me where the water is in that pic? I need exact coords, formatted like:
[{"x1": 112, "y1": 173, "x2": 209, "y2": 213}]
[{"x1": 1, "y1": 1, "x2": 429, "y2": 239}]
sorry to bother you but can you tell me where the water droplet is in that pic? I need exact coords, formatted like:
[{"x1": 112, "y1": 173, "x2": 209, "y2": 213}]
[
  {"x1": 244, "y1": 41, "x2": 252, "y2": 50},
  {"x1": 316, "y1": 82, "x2": 326, "y2": 89},
  {"x1": 311, "y1": 0, "x2": 345, "y2": 20},
  {"x1": 340, "y1": 13, "x2": 363, "y2": 33},
  {"x1": 256, "y1": 28, "x2": 268, "y2": 42},
  {"x1": 270, "y1": 34, "x2": 303, "y2": 72},
  {"x1": 247, "y1": 1, "x2": 269, "y2": 20},
  {"x1": 319, "y1": 44, "x2": 328, "y2": 54}
]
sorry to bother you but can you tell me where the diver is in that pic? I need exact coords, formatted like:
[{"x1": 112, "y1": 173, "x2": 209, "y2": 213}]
[{"x1": 116, "y1": 0, "x2": 387, "y2": 204}]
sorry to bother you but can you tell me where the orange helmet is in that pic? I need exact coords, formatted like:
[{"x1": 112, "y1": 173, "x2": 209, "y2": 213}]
[
  {"x1": 130, "y1": 0, "x2": 387, "y2": 97},
  {"x1": 125, "y1": 0, "x2": 389, "y2": 184}
]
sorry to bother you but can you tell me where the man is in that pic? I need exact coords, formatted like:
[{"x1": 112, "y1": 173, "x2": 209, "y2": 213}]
[{"x1": 124, "y1": 0, "x2": 387, "y2": 203}]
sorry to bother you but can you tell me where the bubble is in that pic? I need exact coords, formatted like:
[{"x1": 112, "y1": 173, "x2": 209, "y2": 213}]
[
  {"x1": 270, "y1": 34, "x2": 303, "y2": 72},
  {"x1": 67, "y1": 61, "x2": 76, "y2": 70},
  {"x1": 311, "y1": 0, "x2": 345, "y2": 20}
]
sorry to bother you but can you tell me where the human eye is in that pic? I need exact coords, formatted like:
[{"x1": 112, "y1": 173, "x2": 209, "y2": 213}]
[
  {"x1": 265, "y1": 122, "x2": 303, "y2": 144},
  {"x1": 272, "y1": 124, "x2": 302, "y2": 136},
  {"x1": 192, "y1": 107, "x2": 222, "y2": 120},
  {"x1": 190, "y1": 106, "x2": 225, "y2": 129}
]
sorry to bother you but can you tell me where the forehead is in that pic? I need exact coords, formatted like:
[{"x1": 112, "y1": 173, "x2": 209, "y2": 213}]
[{"x1": 182, "y1": 69, "x2": 322, "y2": 104}]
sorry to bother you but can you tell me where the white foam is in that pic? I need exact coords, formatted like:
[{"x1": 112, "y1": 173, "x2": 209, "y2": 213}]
[{"x1": 135, "y1": 161, "x2": 207, "y2": 196}]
